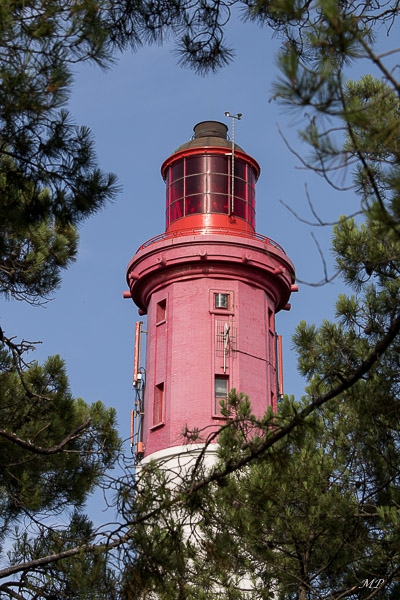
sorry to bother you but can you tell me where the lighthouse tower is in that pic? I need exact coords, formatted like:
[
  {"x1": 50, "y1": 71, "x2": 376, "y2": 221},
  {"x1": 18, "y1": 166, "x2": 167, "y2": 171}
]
[{"x1": 126, "y1": 120, "x2": 296, "y2": 466}]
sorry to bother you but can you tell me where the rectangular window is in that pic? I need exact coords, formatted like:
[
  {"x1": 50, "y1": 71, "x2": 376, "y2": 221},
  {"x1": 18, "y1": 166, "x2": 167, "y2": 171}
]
[
  {"x1": 215, "y1": 376, "x2": 229, "y2": 414},
  {"x1": 186, "y1": 155, "x2": 206, "y2": 176},
  {"x1": 171, "y1": 159, "x2": 184, "y2": 182},
  {"x1": 153, "y1": 382, "x2": 164, "y2": 426},
  {"x1": 215, "y1": 293, "x2": 229, "y2": 309},
  {"x1": 210, "y1": 290, "x2": 234, "y2": 315},
  {"x1": 156, "y1": 299, "x2": 166, "y2": 324}
]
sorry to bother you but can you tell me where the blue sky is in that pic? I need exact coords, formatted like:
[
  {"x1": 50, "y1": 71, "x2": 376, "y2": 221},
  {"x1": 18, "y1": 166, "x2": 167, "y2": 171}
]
[{"x1": 5, "y1": 12, "x2": 359, "y2": 452}]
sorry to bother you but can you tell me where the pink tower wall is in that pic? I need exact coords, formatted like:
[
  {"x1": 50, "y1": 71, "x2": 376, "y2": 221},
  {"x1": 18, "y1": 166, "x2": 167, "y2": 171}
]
[
  {"x1": 144, "y1": 280, "x2": 275, "y2": 454},
  {"x1": 127, "y1": 234, "x2": 295, "y2": 458}
]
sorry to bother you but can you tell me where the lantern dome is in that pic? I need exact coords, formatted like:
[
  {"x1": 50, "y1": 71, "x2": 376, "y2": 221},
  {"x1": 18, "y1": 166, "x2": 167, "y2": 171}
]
[{"x1": 161, "y1": 121, "x2": 260, "y2": 234}]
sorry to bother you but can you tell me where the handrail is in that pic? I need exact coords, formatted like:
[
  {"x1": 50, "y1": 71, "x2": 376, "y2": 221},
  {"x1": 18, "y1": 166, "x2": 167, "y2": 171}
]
[{"x1": 137, "y1": 227, "x2": 286, "y2": 254}]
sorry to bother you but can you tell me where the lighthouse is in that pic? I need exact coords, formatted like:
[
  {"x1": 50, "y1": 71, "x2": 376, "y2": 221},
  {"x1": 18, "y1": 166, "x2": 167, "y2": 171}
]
[{"x1": 126, "y1": 120, "x2": 296, "y2": 466}]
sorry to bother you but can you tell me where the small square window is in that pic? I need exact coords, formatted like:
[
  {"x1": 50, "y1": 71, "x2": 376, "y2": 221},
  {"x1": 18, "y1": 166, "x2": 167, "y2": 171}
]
[
  {"x1": 210, "y1": 290, "x2": 234, "y2": 315},
  {"x1": 215, "y1": 293, "x2": 229, "y2": 309},
  {"x1": 215, "y1": 376, "x2": 229, "y2": 414}
]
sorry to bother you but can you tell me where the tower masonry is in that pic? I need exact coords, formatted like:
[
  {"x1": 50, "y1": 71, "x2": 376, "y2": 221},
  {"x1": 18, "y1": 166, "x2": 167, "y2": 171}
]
[{"x1": 126, "y1": 120, "x2": 296, "y2": 462}]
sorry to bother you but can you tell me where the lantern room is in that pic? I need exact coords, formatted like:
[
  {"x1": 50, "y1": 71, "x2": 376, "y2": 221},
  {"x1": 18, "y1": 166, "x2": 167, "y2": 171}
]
[{"x1": 161, "y1": 121, "x2": 260, "y2": 234}]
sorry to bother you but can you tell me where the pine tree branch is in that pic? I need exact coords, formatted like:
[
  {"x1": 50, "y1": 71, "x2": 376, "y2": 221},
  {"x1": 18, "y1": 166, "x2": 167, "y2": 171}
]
[
  {"x1": 0, "y1": 418, "x2": 92, "y2": 455},
  {"x1": 0, "y1": 583, "x2": 27, "y2": 600},
  {"x1": 0, "y1": 541, "x2": 108, "y2": 580}
]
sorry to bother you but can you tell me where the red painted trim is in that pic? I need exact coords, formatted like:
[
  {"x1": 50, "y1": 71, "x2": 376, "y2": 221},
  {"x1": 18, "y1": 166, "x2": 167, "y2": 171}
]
[
  {"x1": 137, "y1": 227, "x2": 286, "y2": 254},
  {"x1": 166, "y1": 214, "x2": 255, "y2": 234}
]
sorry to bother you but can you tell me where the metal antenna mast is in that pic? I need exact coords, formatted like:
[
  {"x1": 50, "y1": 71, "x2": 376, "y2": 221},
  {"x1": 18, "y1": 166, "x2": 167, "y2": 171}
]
[{"x1": 225, "y1": 111, "x2": 242, "y2": 216}]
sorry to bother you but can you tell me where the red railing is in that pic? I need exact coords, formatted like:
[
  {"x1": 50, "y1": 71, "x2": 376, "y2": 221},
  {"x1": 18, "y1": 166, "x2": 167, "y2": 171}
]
[{"x1": 137, "y1": 227, "x2": 286, "y2": 254}]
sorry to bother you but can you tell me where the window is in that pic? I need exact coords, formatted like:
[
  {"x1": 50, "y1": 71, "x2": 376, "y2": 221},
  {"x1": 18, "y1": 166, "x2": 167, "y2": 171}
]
[
  {"x1": 165, "y1": 154, "x2": 256, "y2": 228},
  {"x1": 215, "y1": 376, "x2": 228, "y2": 414},
  {"x1": 215, "y1": 293, "x2": 229, "y2": 310},
  {"x1": 210, "y1": 290, "x2": 234, "y2": 315},
  {"x1": 156, "y1": 299, "x2": 166, "y2": 324},
  {"x1": 153, "y1": 383, "x2": 164, "y2": 426}
]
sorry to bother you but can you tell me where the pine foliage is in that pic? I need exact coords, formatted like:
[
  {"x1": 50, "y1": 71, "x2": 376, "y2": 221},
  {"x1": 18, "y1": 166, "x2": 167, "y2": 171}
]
[
  {"x1": 117, "y1": 3, "x2": 400, "y2": 599},
  {"x1": 0, "y1": 1, "x2": 122, "y2": 597}
]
